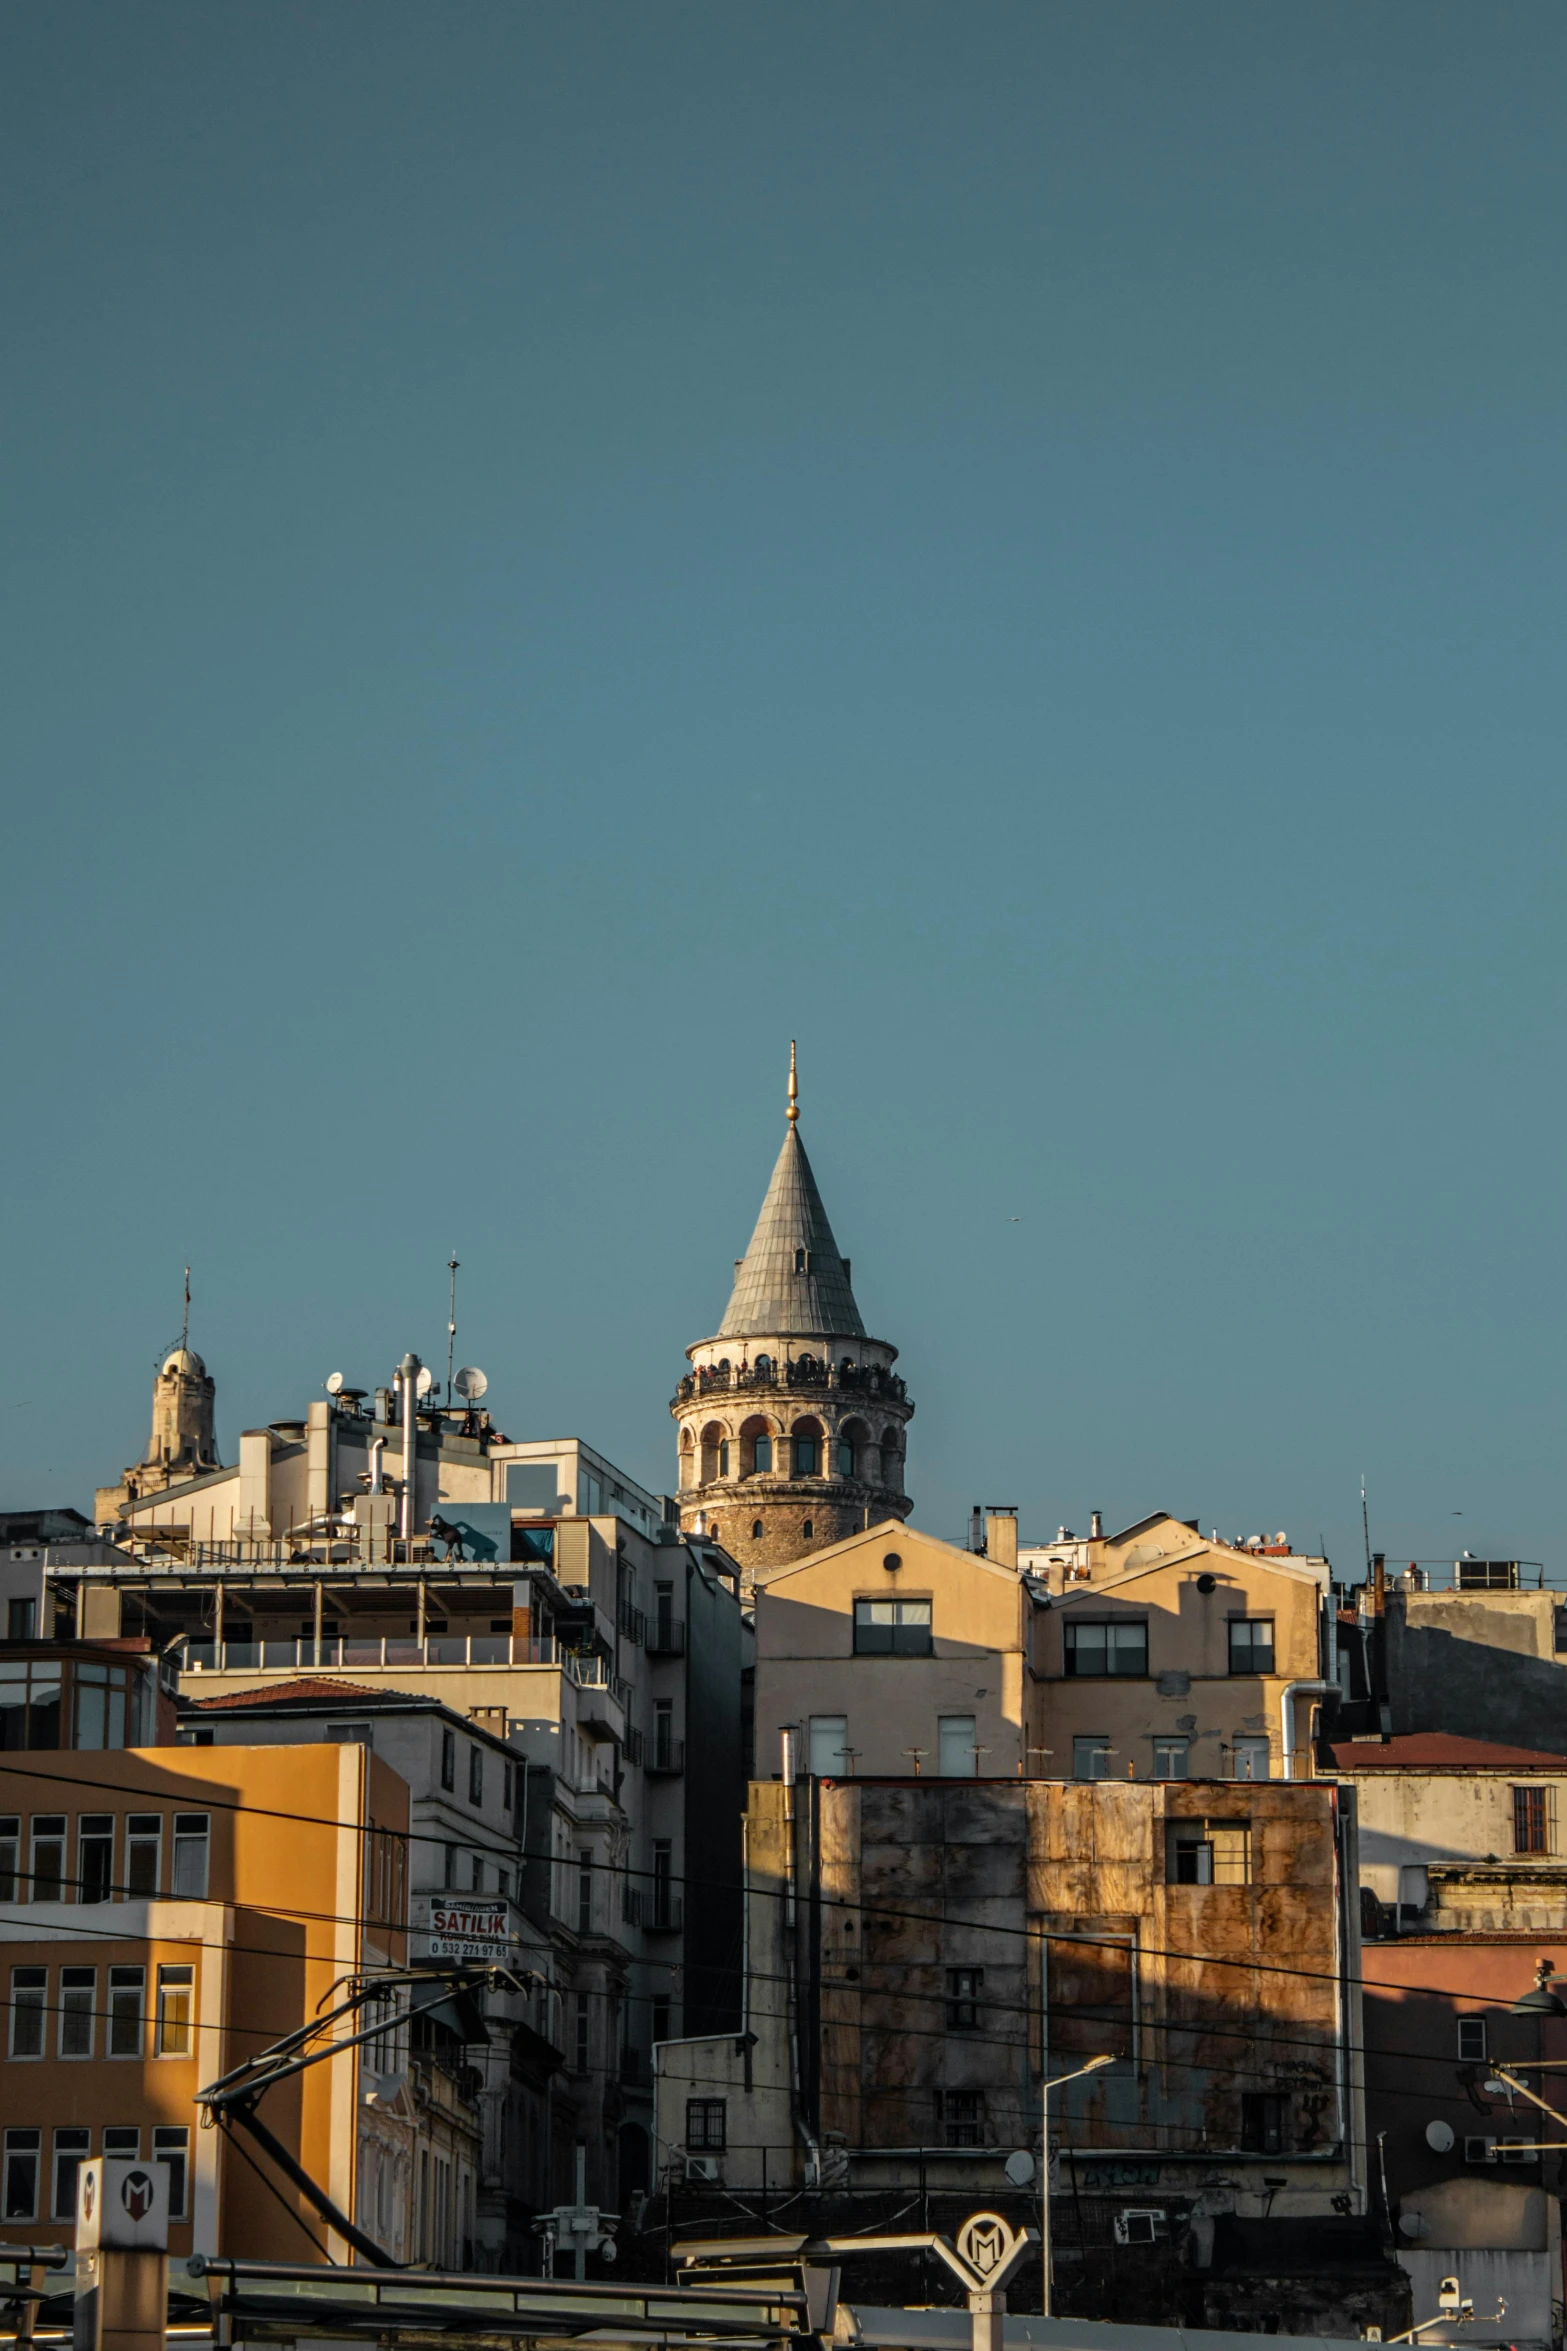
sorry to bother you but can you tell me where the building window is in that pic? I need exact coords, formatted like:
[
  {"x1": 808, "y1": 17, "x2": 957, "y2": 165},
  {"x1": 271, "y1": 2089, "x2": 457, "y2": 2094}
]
[
  {"x1": 30, "y1": 1816, "x2": 66, "y2": 1903},
  {"x1": 717, "y1": 1441, "x2": 731, "y2": 1479},
  {"x1": 59, "y1": 1967, "x2": 95, "y2": 2058},
  {"x1": 809, "y1": 1716, "x2": 847, "y2": 1776},
  {"x1": 1073, "y1": 1736, "x2": 1113, "y2": 1780},
  {"x1": 126, "y1": 1813, "x2": 161, "y2": 1896},
  {"x1": 853, "y1": 1598, "x2": 933, "y2": 1656},
  {"x1": 2, "y1": 2129, "x2": 40, "y2": 2220},
  {"x1": 1168, "y1": 1821, "x2": 1251, "y2": 1886},
  {"x1": 575, "y1": 1992, "x2": 590, "y2": 2075},
  {"x1": 9, "y1": 1967, "x2": 46, "y2": 2058},
  {"x1": 52, "y1": 2128, "x2": 90, "y2": 2221},
  {"x1": 1241, "y1": 2092, "x2": 1290, "y2": 2154},
  {"x1": 577, "y1": 1851, "x2": 593, "y2": 1933},
  {"x1": 940, "y1": 2091, "x2": 984, "y2": 2149},
  {"x1": 1514, "y1": 1786, "x2": 1553, "y2": 1855},
  {"x1": 8, "y1": 1597, "x2": 35, "y2": 1641},
  {"x1": 938, "y1": 1716, "x2": 978, "y2": 1777},
  {"x1": 79, "y1": 1815, "x2": 113, "y2": 1903},
  {"x1": 157, "y1": 1964, "x2": 194, "y2": 2056},
  {"x1": 794, "y1": 1248, "x2": 808, "y2": 1275},
  {"x1": 946, "y1": 1968, "x2": 983, "y2": 2030},
  {"x1": 1065, "y1": 1621, "x2": 1148, "y2": 1678},
  {"x1": 1457, "y1": 2017, "x2": 1488, "y2": 2062},
  {"x1": 469, "y1": 1746, "x2": 484, "y2": 1805},
  {"x1": 801, "y1": 1519, "x2": 813, "y2": 1539},
  {"x1": 654, "y1": 1700, "x2": 676, "y2": 1770},
  {"x1": 470, "y1": 1853, "x2": 484, "y2": 1892},
  {"x1": 1228, "y1": 1619, "x2": 1276, "y2": 1676},
  {"x1": 154, "y1": 2126, "x2": 190, "y2": 2220},
  {"x1": 102, "y1": 2129, "x2": 139, "y2": 2160},
  {"x1": 751, "y1": 1520, "x2": 764, "y2": 1539},
  {"x1": 686, "y1": 2099, "x2": 727, "y2": 2150},
  {"x1": 440, "y1": 1728, "x2": 455, "y2": 1790},
  {"x1": 791, "y1": 1436, "x2": 818, "y2": 1476},
  {"x1": 753, "y1": 1436, "x2": 773, "y2": 1475},
  {"x1": 0, "y1": 1818, "x2": 17, "y2": 1901},
  {"x1": 107, "y1": 1966, "x2": 145, "y2": 2058},
  {"x1": 836, "y1": 1439, "x2": 854, "y2": 1477},
  {"x1": 172, "y1": 1814, "x2": 209, "y2": 1898},
  {"x1": 1153, "y1": 1738, "x2": 1189, "y2": 1780},
  {"x1": 326, "y1": 1720, "x2": 372, "y2": 1745},
  {"x1": 1231, "y1": 1735, "x2": 1271, "y2": 1781}
]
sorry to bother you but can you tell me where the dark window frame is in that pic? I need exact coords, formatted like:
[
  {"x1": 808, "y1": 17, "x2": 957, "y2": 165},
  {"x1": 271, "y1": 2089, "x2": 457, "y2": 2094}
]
[
  {"x1": 853, "y1": 1597, "x2": 934, "y2": 1657},
  {"x1": 1064, "y1": 1620, "x2": 1149, "y2": 1678}
]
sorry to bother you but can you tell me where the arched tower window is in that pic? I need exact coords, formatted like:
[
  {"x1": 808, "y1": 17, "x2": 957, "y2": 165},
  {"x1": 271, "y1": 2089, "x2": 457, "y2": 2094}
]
[
  {"x1": 791, "y1": 1417, "x2": 824, "y2": 1477},
  {"x1": 837, "y1": 1417, "x2": 870, "y2": 1480},
  {"x1": 740, "y1": 1415, "x2": 775, "y2": 1476},
  {"x1": 699, "y1": 1421, "x2": 725, "y2": 1485}
]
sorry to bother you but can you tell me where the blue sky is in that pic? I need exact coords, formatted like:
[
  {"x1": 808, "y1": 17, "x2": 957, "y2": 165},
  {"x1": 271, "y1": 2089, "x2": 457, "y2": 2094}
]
[{"x1": 3, "y1": 2, "x2": 1563, "y2": 1570}]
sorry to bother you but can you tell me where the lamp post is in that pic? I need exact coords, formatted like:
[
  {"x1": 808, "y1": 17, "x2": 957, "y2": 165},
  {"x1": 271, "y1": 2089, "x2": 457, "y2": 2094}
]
[{"x1": 1040, "y1": 2052, "x2": 1115, "y2": 2315}]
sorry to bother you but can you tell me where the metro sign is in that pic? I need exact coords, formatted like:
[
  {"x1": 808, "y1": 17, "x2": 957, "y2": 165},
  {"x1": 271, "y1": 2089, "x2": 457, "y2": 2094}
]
[{"x1": 76, "y1": 2157, "x2": 170, "y2": 2250}]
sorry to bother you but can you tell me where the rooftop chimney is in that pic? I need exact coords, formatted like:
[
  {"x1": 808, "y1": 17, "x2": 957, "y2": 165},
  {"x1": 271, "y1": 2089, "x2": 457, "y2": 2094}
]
[
  {"x1": 1090, "y1": 1510, "x2": 1103, "y2": 1541},
  {"x1": 984, "y1": 1510, "x2": 1019, "y2": 1572}
]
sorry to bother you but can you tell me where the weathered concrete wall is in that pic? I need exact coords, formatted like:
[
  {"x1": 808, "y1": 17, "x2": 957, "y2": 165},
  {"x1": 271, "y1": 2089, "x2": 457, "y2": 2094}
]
[{"x1": 1384, "y1": 1591, "x2": 1567, "y2": 1754}]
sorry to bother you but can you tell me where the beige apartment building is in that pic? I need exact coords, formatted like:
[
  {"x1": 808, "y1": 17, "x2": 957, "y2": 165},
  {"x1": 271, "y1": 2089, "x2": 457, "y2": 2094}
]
[
  {"x1": 1027, "y1": 1513, "x2": 1335, "y2": 1782},
  {"x1": 752, "y1": 1516, "x2": 1041, "y2": 1780}
]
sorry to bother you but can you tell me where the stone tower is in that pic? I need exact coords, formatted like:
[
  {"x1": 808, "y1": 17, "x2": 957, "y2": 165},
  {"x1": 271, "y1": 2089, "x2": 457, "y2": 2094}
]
[
  {"x1": 95, "y1": 1342, "x2": 222, "y2": 1524},
  {"x1": 671, "y1": 1047, "x2": 913, "y2": 1588}
]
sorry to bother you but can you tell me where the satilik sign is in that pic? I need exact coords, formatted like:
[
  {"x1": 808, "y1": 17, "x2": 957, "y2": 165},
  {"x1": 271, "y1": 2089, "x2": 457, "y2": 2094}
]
[{"x1": 412, "y1": 1893, "x2": 515, "y2": 1963}]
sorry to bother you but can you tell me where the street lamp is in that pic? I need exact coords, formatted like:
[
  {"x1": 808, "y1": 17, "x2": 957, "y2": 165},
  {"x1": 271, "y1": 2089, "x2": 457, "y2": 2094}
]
[{"x1": 1040, "y1": 2052, "x2": 1115, "y2": 2314}]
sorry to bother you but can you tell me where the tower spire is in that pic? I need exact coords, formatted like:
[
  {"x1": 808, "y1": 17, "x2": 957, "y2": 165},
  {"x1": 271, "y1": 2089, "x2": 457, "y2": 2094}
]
[{"x1": 787, "y1": 1039, "x2": 799, "y2": 1125}]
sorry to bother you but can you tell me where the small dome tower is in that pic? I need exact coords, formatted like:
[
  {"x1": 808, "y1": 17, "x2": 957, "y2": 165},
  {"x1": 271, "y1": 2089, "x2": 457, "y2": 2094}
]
[{"x1": 671, "y1": 1046, "x2": 913, "y2": 1589}]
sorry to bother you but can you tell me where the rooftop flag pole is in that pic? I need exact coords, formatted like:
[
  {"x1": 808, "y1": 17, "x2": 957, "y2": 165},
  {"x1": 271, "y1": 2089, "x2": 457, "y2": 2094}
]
[{"x1": 787, "y1": 1038, "x2": 799, "y2": 1124}]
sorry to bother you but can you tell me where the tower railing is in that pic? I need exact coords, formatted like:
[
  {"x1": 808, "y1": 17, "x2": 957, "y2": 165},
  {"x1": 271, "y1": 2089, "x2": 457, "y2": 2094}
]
[{"x1": 674, "y1": 1360, "x2": 907, "y2": 1404}]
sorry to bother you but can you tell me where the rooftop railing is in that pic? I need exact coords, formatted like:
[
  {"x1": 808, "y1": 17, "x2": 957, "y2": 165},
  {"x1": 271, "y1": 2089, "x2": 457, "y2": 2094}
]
[
  {"x1": 179, "y1": 1633, "x2": 560, "y2": 1673},
  {"x1": 674, "y1": 1359, "x2": 907, "y2": 1404}
]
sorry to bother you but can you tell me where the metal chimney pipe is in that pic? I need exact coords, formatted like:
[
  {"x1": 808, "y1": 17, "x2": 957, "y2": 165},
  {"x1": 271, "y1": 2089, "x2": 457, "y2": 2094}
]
[{"x1": 398, "y1": 1353, "x2": 421, "y2": 1546}]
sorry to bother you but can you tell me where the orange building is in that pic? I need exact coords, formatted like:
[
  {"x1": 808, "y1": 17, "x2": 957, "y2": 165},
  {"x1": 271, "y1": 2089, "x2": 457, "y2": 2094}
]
[{"x1": 0, "y1": 1742, "x2": 456, "y2": 2267}]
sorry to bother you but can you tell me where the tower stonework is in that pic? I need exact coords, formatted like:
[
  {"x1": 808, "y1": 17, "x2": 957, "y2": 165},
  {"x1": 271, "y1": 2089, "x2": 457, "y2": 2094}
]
[
  {"x1": 671, "y1": 1052, "x2": 913, "y2": 1592},
  {"x1": 95, "y1": 1348, "x2": 221, "y2": 1525}
]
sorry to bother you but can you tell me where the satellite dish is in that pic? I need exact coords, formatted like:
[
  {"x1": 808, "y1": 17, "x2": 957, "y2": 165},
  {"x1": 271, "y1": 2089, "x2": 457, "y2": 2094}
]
[
  {"x1": 1425, "y1": 2120, "x2": 1455, "y2": 2154},
  {"x1": 325, "y1": 1372, "x2": 344, "y2": 1395},
  {"x1": 416, "y1": 1366, "x2": 434, "y2": 1398},
  {"x1": 455, "y1": 1366, "x2": 488, "y2": 1401},
  {"x1": 1003, "y1": 2150, "x2": 1036, "y2": 2187}
]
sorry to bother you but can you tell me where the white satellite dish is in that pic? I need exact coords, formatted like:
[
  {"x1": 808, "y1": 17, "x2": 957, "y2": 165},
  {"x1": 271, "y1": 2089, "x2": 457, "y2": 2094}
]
[
  {"x1": 455, "y1": 1366, "x2": 488, "y2": 1402},
  {"x1": 1425, "y1": 2120, "x2": 1455, "y2": 2154},
  {"x1": 1003, "y1": 2150, "x2": 1035, "y2": 2187},
  {"x1": 415, "y1": 1366, "x2": 434, "y2": 1398},
  {"x1": 325, "y1": 1372, "x2": 344, "y2": 1396}
]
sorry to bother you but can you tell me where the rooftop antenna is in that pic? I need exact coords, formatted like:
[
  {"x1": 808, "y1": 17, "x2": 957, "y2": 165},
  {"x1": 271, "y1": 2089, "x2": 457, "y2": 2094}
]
[
  {"x1": 181, "y1": 1266, "x2": 191, "y2": 1354},
  {"x1": 446, "y1": 1253, "x2": 460, "y2": 1403},
  {"x1": 1361, "y1": 1474, "x2": 1372, "y2": 1579},
  {"x1": 787, "y1": 1039, "x2": 799, "y2": 1125}
]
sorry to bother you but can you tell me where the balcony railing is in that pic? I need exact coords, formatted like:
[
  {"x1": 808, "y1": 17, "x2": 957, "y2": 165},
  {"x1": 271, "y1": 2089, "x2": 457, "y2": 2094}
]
[
  {"x1": 648, "y1": 1738, "x2": 685, "y2": 1777},
  {"x1": 645, "y1": 1895, "x2": 683, "y2": 1935},
  {"x1": 673, "y1": 1359, "x2": 907, "y2": 1405},
  {"x1": 646, "y1": 1620, "x2": 685, "y2": 1657},
  {"x1": 179, "y1": 1633, "x2": 558, "y2": 1673}
]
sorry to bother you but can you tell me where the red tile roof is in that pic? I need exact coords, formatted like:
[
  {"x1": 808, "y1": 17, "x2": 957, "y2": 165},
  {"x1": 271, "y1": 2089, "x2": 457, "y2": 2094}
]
[
  {"x1": 190, "y1": 1677, "x2": 383, "y2": 1711},
  {"x1": 1325, "y1": 1732, "x2": 1567, "y2": 1773}
]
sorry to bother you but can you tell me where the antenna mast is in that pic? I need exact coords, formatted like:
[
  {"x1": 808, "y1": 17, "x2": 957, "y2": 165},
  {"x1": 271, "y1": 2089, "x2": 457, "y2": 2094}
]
[
  {"x1": 1361, "y1": 1474, "x2": 1371, "y2": 1579},
  {"x1": 787, "y1": 1039, "x2": 799, "y2": 1125},
  {"x1": 181, "y1": 1266, "x2": 191, "y2": 1353},
  {"x1": 447, "y1": 1254, "x2": 460, "y2": 1403}
]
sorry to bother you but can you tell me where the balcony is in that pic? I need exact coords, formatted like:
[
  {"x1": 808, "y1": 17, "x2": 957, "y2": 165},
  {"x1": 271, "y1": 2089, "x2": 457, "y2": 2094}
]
[
  {"x1": 646, "y1": 1620, "x2": 685, "y2": 1658},
  {"x1": 647, "y1": 1738, "x2": 685, "y2": 1777},
  {"x1": 645, "y1": 1895, "x2": 683, "y2": 1936},
  {"x1": 673, "y1": 1359, "x2": 907, "y2": 1405},
  {"x1": 180, "y1": 1633, "x2": 557, "y2": 1674}
]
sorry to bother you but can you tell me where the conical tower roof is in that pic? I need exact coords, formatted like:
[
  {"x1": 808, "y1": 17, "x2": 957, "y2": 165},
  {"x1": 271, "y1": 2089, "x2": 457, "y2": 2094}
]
[{"x1": 717, "y1": 1050, "x2": 865, "y2": 1340}]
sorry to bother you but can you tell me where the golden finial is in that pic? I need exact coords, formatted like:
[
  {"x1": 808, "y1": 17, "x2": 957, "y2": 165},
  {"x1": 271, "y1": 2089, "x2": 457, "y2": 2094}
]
[{"x1": 787, "y1": 1039, "x2": 799, "y2": 1124}]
